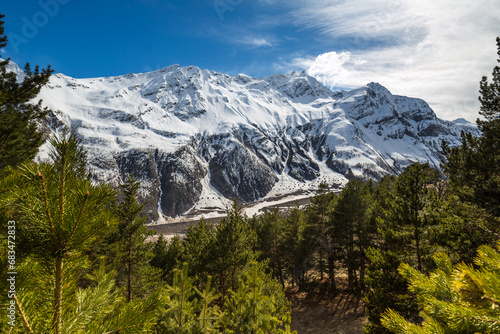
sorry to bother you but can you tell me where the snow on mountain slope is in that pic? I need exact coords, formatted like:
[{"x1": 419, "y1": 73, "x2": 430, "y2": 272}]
[{"x1": 33, "y1": 64, "x2": 477, "y2": 221}]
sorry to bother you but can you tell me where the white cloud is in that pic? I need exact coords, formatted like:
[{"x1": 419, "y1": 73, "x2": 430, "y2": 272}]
[
  {"x1": 292, "y1": 0, "x2": 427, "y2": 43},
  {"x1": 302, "y1": 51, "x2": 368, "y2": 88},
  {"x1": 282, "y1": 0, "x2": 500, "y2": 121},
  {"x1": 241, "y1": 37, "x2": 273, "y2": 47},
  {"x1": 207, "y1": 24, "x2": 274, "y2": 49}
]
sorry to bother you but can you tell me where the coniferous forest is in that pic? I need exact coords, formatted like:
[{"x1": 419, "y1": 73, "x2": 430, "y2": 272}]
[{"x1": 1, "y1": 11, "x2": 500, "y2": 333}]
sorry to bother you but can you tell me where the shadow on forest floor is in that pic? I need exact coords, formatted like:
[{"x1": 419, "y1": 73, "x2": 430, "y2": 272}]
[{"x1": 286, "y1": 275, "x2": 367, "y2": 334}]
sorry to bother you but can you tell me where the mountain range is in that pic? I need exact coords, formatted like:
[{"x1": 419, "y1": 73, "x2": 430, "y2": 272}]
[{"x1": 28, "y1": 63, "x2": 477, "y2": 221}]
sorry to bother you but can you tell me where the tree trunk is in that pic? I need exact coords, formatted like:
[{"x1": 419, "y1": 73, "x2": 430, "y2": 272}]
[
  {"x1": 53, "y1": 256, "x2": 63, "y2": 334},
  {"x1": 219, "y1": 272, "x2": 226, "y2": 309},
  {"x1": 415, "y1": 228, "x2": 422, "y2": 272},
  {"x1": 127, "y1": 246, "x2": 132, "y2": 302},
  {"x1": 277, "y1": 256, "x2": 285, "y2": 289},
  {"x1": 328, "y1": 253, "x2": 336, "y2": 292},
  {"x1": 319, "y1": 249, "x2": 324, "y2": 280},
  {"x1": 359, "y1": 243, "x2": 366, "y2": 289},
  {"x1": 347, "y1": 226, "x2": 355, "y2": 289}
]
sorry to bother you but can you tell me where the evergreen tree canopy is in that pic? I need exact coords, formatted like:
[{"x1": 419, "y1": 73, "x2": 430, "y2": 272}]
[
  {"x1": 106, "y1": 175, "x2": 156, "y2": 302},
  {"x1": 442, "y1": 37, "x2": 500, "y2": 215},
  {"x1": 0, "y1": 134, "x2": 161, "y2": 333},
  {"x1": 382, "y1": 243, "x2": 500, "y2": 333},
  {"x1": 223, "y1": 262, "x2": 285, "y2": 333},
  {"x1": 364, "y1": 248, "x2": 419, "y2": 334},
  {"x1": 0, "y1": 13, "x2": 53, "y2": 172},
  {"x1": 280, "y1": 207, "x2": 309, "y2": 288},
  {"x1": 390, "y1": 162, "x2": 439, "y2": 272},
  {"x1": 304, "y1": 183, "x2": 337, "y2": 286},
  {"x1": 333, "y1": 178, "x2": 375, "y2": 290},
  {"x1": 182, "y1": 218, "x2": 216, "y2": 286},
  {"x1": 363, "y1": 166, "x2": 437, "y2": 334},
  {"x1": 1, "y1": 134, "x2": 115, "y2": 262},
  {"x1": 253, "y1": 208, "x2": 287, "y2": 287},
  {"x1": 150, "y1": 233, "x2": 183, "y2": 283},
  {"x1": 208, "y1": 201, "x2": 256, "y2": 305},
  {"x1": 478, "y1": 37, "x2": 500, "y2": 122},
  {"x1": 158, "y1": 263, "x2": 200, "y2": 334}
]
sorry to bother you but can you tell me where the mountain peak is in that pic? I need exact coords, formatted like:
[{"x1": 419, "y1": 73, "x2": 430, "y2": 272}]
[
  {"x1": 366, "y1": 82, "x2": 392, "y2": 95},
  {"x1": 156, "y1": 64, "x2": 181, "y2": 73},
  {"x1": 451, "y1": 118, "x2": 475, "y2": 126},
  {"x1": 339, "y1": 81, "x2": 438, "y2": 125},
  {"x1": 262, "y1": 71, "x2": 332, "y2": 101},
  {"x1": 4, "y1": 60, "x2": 26, "y2": 82}
]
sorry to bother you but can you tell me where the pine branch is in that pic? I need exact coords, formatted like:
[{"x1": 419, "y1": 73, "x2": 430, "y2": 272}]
[
  {"x1": 66, "y1": 191, "x2": 89, "y2": 247},
  {"x1": 58, "y1": 144, "x2": 67, "y2": 230},
  {"x1": 37, "y1": 171, "x2": 57, "y2": 245},
  {"x1": 14, "y1": 293, "x2": 34, "y2": 334},
  {"x1": 101, "y1": 324, "x2": 145, "y2": 334},
  {"x1": 71, "y1": 221, "x2": 109, "y2": 249}
]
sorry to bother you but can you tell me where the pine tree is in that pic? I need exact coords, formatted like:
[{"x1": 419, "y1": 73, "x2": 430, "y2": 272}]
[
  {"x1": 281, "y1": 207, "x2": 309, "y2": 288},
  {"x1": 150, "y1": 233, "x2": 169, "y2": 274},
  {"x1": 62, "y1": 262, "x2": 162, "y2": 334},
  {"x1": 0, "y1": 14, "x2": 53, "y2": 172},
  {"x1": 0, "y1": 256, "x2": 162, "y2": 333},
  {"x1": 0, "y1": 134, "x2": 162, "y2": 333},
  {"x1": 253, "y1": 208, "x2": 286, "y2": 287},
  {"x1": 208, "y1": 201, "x2": 256, "y2": 307},
  {"x1": 182, "y1": 202, "x2": 258, "y2": 308},
  {"x1": 428, "y1": 193, "x2": 498, "y2": 264},
  {"x1": 223, "y1": 261, "x2": 288, "y2": 334},
  {"x1": 390, "y1": 163, "x2": 438, "y2": 272},
  {"x1": 158, "y1": 263, "x2": 199, "y2": 334},
  {"x1": 474, "y1": 37, "x2": 500, "y2": 214},
  {"x1": 304, "y1": 183, "x2": 337, "y2": 287},
  {"x1": 364, "y1": 248, "x2": 419, "y2": 334},
  {"x1": 333, "y1": 179, "x2": 375, "y2": 290},
  {"x1": 107, "y1": 175, "x2": 156, "y2": 301},
  {"x1": 478, "y1": 37, "x2": 500, "y2": 121},
  {"x1": 442, "y1": 37, "x2": 500, "y2": 215},
  {"x1": 154, "y1": 261, "x2": 291, "y2": 334},
  {"x1": 182, "y1": 217, "x2": 215, "y2": 286},
  {"x1": 278, "y1": 312, "x2": 297, "y2": 334},
  {"x1": 151, "y1": 233, "x2": 183, "y2": 283},
  {"x1": 0, "y1": 134, "x2": 115, "y2": 333},
  {"x1": 194, "y1": 275, "x2": 222, "y2": 333},
  {"x1": 364, "y1": 175, "x2": 419, "y2": 334},
  {"x1": 381, "y1": 244, "x2": 500, "y2": 333}
]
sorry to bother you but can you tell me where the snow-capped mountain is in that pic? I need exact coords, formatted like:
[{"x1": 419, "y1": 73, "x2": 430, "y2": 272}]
[{"x1": 33, "y1": 64, "x2": 477, "y2": 221}]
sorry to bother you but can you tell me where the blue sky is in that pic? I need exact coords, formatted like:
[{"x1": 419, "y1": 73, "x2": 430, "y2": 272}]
[
  {"x1": 1, "y1": 0, "x2": 499, "y2": 121},
  {"x1": 2, "y1": 1, "x2": 324, "y2": 78}
]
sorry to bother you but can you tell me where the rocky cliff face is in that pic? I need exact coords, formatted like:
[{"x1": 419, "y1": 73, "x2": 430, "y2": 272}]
[{"x1": 32, "y1": 64, "x2": 477, "y2": 220}]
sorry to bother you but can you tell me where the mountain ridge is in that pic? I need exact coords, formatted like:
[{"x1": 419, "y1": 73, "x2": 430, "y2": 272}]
[{"x1": 24, "y1": 62, "x2": 477, "y2": 220}]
